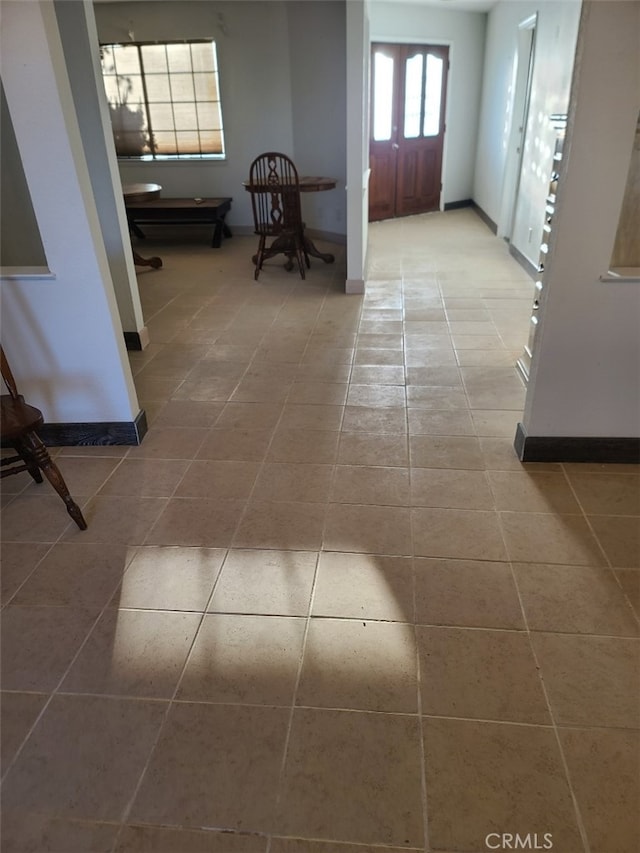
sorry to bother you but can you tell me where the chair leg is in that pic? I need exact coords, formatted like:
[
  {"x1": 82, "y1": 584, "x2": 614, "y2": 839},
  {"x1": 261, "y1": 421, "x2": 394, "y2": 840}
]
[
  {"x1": 22, "y1": 432, "x2": 87, "y2": 530},
  {"x1": 255, "y1": 235, "x2": 266, "y2": 280},
  {"x1": 14, "y1": 439, "x2": 43, "y2": 483}
]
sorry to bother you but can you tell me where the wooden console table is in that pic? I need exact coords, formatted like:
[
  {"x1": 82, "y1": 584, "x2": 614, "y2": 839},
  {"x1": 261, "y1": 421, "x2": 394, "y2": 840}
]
[{"x1": 125, "y1": 196, "x2": 233, "y2": 249}]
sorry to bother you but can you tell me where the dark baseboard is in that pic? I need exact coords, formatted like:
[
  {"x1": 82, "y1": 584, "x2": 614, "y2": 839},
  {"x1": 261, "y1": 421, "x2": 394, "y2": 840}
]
[
  {"x1": 124, "y1": 331, "x2": 143, "y2": 351},
  {"x1": 444, "y1": 199, "x2": 473, "y2": 211},
  {"x1": 39, "y1": 409, "x2": 148, "y2": 447},
  {"x1": 515, "y1": 422, "x2": 640, "y2": 463},
  {"x1": 471, "y1": 202, "x2": 497, "y2": 235},
  {"x1": 508, "y1": 243, "x2": 537, "y2": 278}
]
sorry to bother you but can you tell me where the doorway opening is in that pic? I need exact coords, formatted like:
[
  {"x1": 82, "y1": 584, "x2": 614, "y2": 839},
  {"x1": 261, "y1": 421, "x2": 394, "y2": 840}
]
[{"x1": 368, "y1": 43, "x2": 449, "y2": 222}]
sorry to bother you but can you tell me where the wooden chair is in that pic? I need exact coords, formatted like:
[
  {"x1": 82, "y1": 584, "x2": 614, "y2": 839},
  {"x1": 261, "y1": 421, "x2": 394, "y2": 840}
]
[
  {"x1": 248, "y1": 152, "x2": 309, "y2": 280},
  {"x1": 1, "y1": 346, "x2": 87, "y2": 530}
]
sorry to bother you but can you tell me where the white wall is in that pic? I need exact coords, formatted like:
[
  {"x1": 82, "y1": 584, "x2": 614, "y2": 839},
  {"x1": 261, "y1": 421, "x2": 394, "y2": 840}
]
[
  {"x1": 0, "y1": 0, "x2": 139, "y2": 425},
  {"x1": 369, "y1": 0, "x2": 487, "y2": 205},
  {"x1": 55, "y1": 0, "x2": 145, "y2": 339},
  {"x1": 94, "y1": 0, "x2": 347, "y2": 236},
  {"x1": 473, "y1": 0, "x2": 581, "y2": 258},
  {"x1": 523, "y1": 0, "x2": 640, "y2": 438}
]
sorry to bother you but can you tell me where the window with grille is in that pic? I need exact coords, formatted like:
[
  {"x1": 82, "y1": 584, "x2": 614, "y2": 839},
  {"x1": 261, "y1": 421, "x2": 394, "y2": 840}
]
[{"x1": 100, "y1": 40, "x2": 225, "y2": 160}]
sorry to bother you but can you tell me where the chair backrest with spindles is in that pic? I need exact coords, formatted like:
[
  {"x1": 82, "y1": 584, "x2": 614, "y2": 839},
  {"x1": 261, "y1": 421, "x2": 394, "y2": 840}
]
[{"x1": 1, "y1": 346, "x2": 20, "y2": 400}]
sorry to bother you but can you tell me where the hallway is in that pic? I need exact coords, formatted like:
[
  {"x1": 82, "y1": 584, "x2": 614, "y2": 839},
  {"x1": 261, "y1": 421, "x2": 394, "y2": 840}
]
[{"x1": 1, "y1": 209, "x2": 638, "y2": 852}]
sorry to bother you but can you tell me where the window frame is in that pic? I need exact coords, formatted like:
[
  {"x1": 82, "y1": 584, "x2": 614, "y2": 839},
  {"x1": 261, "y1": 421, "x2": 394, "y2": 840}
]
[{"x1": 99, "y1": 38, "x2": 226, "y2": 162}]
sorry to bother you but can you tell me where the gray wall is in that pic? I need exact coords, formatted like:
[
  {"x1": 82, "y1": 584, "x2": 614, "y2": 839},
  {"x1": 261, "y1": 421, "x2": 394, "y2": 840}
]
[{"x1": 0, "y1": 85, "x2": 47, "y2": 267}]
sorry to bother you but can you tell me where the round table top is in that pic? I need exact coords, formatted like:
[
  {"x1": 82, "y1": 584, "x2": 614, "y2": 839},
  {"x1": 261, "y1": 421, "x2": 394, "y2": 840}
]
[
  {"x1": 244, "y1": 176, "x2": 337, "y2": 193},
  {"x1": 123, "y1": 183, "x2": 162, "y2": 202}
]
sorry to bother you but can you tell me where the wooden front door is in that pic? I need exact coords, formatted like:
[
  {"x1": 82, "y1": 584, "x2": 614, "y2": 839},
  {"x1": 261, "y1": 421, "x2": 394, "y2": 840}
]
[{"x1": 369, "y1": 43, "x2": 449, "y2": 222}]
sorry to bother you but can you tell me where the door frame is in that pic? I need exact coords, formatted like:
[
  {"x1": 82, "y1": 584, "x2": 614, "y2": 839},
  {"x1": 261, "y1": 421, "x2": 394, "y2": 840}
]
[
  {"x1": 369, "y1": 37, "x2": 453, "y2": 215},
  {"x1": 497, "y1": 14, "x2": 538, "y2": 239}
]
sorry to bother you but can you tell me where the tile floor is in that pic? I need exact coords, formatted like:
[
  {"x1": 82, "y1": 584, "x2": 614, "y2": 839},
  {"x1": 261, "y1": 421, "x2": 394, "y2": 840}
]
[{"x1": 1, "y1": 209, "x2": 639, "y2": 853}]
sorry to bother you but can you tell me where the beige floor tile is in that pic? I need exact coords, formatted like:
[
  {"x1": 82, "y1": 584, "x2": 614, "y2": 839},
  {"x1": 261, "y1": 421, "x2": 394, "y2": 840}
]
[
  {"x1": 0, "y1": 813, "x2": 118, "y2": 853},
  {"x1": 588, "y1": 515, "x2": 640, "y2": 568},
  {"x1": 410, "y1": 435, "x2": 485, "y2": 469},
  {"x1": 407, "y1": 409, "x2": 475, "y2": 436},
  {"x1": 0, "y1": 494, "x2": 78, "y2": 543},
  {"x1": 270, "y1": 841, "x2": 419, "y2": 853},
  {"x1": 146, "y1": 498, "x2": 244, "y2": 547},
  {"x1": 313, "y1": 552, "x2": 413, "y2": 621},
  {"x1": 62, "y1": 609, "x2": 200, "y2": 699},
  {"x1": 277, "y1": 708, "x2": 423, "y2": 847},
  {"x1": 332, "y1": 465, "x2": 410, "y2": 506},
  {"x1": 214, "y1": 402, "x2": 285, "y2": 431},
  {"x1": 350, "y1": 365, "x2": 405, "y2": 385},
  {"x1": 197, "y1": 428, "x2": 273, "y2": 462},
  {"x1": 2, "y1": 694, "x2": 166, "y2": 822},
  {"x1": 152, "y1": 400, "x2": 225, "y2": 428},
  {"x1": 11, "y1": 542, "x2": 132, "y2": 607},
  {"x1": 564, "y1": 471, "x2": 640, "y2": 515},
  {"x1": 404, "y1": 349, "x2": 458, "y2": 367},
  {"x1": 423, "y1": 717, "x2": 583, "y2": 852},
  {"x1": 405, "y1": 366, "x2": 463, "y2": 386},
  {"x1": 347, "y1": 385, "x2": 406, "y2": 408},
  {"x1": 531, "y1": 633, "x2": 640, "y2": 728},
  {"x1": 19, "y1": 456, "x2": 120, "y2": 497},
  {"x1": 208, "y1": 549, "x2": 316, "y2": 616},
  {"x1": 488, "y1": 471, "x2": 582, "y2": 513},
  {"x1": 1, "y1": 691, "x2": 48, "y2": 772},
  {"x1": 406, "y1": 386, "x2": 468, "y2": 409},
  {"x1": 353, "y1": 348, "x2": 404, "y2": 367},
  {"x1": 1, "y1": 606, "x2": 98, "y2": 691},
  {"x1": 456, "y1": 348, "x2": 521, "y2": 366},
  {"x1": 267, "y1": 428, "x2": 340, "y2": 463},
  {"x1": 410, "y1": 468, "x2": 493, "y2": 509},
  {"x1": 559, "y1": 727, "x2": 640, "y2": 853},
  {"x1": 342, "y1": 406, "x2": 407, "y2": 434},
  {"x1": 116, "y1": 825, "x2": 267, "y2": 852},
  {"x1": 480, "y1": 436, "x2": 561, "y2": 472},
  {"x1": 414, "y1": 558, "x2": 524, "y2": 629},
  {"x1": 297, "y1": 618, "x2": 417, "y2": 713},
  {"x1": 234, "y1": 500, "x2": 326, "y2": 550},
  {"x1": 337, "y1": 433, "x2": 409, "y2": 467},
  {"x1": 514, "y1": 563, "x2": 639, "y2": 636},
  {"x1": 62, "y1": 496, "x2": 167, "y2": 545},
  {"x1": 288, "y1": 382, "x2": 349, "y2": 406},
  {"x1": 500, "y1": 512, "x2": 606, "y2": 565},
  {"x1": 278, "y1": 404, "x2": 344, "y2": 431},
  {"x1": 127, "y1": 427, "x2": 208, "y2": 459},
  {"x1": 230, "y1": 378, "x2": 293, "y2": 403},
  {"x1": 171, "y1": 376, "x2": 239, "y2": 402},
  {"x1": 252, "y1": 462, "x2": 334, "y2": 503},
  {"x1": 177, "y1": 613, "x2": 305, "y2": 705},
  {"x1": 324, "y1": 504, "x2": 412, "y2": 555},
  {"x1": 98, "y1": 458, "x2": 190, "y2": 497},
  {"x1": 418, "y1": 626, "x2": 549, "y2": 723},
  {"x1": 412, "y1": 507, "x2": 507, "y2": 561},
  {"x1": 113, "y1": 546, "x2": 224, "y2": 611},
  {"x1": 470, "y1": 408, "x2": 520, "y2": 436},
  {"x1": 130, "y1": 702, "x2": 288, "y2": 832},
  {"x1": 357, "y1": 333, "x2": 403, "y2": 349},
  {"x1": 616, "y1": 569, "x2": 640, "y2": 617},
  {"x1": 0, "y1": 542, "x2": 51, "y2": 604},
  {"x1": 175, "y1": 460, "x2": 260, "y2": 500}
]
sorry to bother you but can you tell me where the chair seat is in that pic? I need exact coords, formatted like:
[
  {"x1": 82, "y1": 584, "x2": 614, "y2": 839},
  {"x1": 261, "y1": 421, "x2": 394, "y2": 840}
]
[{"x1": 1, "y1": 393, "x2": 44, "y2": 441}]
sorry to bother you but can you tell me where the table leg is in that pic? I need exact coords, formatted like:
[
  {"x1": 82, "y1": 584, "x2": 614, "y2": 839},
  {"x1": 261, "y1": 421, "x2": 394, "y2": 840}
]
[
  {"x1": 132, "y1": 250, "x2": 162, "y2": 269},
  {"x1": 302, "y1": 233, "x2": 334, "y2": 264}
]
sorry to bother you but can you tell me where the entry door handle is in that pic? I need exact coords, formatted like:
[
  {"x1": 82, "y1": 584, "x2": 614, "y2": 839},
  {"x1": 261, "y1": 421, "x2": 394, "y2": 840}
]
[{"x1": 391, "y1": 143, "x2": 399, "y2": 150}]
